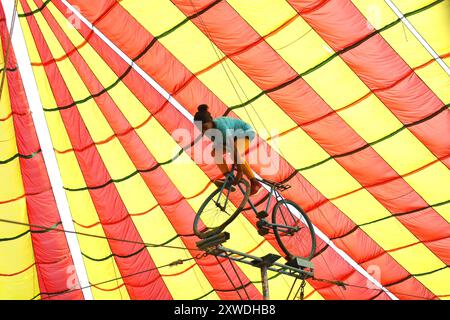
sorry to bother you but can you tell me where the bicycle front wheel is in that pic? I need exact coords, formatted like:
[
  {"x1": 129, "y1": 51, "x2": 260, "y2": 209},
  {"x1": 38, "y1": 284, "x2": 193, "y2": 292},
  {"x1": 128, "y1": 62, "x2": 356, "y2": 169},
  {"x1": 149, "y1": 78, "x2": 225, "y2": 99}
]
[
  {"x1": 193, "y1": 179, "x2": 250, "y2": 239},
  {"x1": 272, "y1": 199, "x2": 316, "y2": 260}
]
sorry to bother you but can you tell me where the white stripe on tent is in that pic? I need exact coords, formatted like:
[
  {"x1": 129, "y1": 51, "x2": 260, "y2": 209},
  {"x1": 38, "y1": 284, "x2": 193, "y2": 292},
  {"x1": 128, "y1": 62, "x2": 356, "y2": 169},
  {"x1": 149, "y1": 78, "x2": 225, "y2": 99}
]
[{"x1": 384, "y1": 0, "x2": 450, "y2": 75}]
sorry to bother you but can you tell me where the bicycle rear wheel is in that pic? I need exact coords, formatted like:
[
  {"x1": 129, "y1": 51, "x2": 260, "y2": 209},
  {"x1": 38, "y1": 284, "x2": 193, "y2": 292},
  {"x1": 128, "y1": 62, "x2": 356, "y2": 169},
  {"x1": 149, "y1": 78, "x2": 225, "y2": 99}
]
[
  {"x1": 193, "y1": 179, "x2": 250, "y2": 239},
  {"x1": 272, "y1": 199, "x2": 316, "y2": 260}
]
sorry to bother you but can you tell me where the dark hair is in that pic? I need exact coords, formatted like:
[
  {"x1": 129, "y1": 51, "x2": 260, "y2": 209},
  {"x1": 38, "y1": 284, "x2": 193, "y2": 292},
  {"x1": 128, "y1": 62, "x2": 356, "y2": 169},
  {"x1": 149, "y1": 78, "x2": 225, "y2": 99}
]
[{"x1": 194, "y1": 104, "x2": 213, "y2": 124}]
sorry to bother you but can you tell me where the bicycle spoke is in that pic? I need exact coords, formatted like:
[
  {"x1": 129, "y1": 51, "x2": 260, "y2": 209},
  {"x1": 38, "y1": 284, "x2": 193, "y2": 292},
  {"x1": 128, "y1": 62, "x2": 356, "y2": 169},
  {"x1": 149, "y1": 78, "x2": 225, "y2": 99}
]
[
  {"x1": 194, "y1": 177, "x2": 250, "y2": 239},
  {"x1": 201, "y1": 190, "x2": 235, "y2": 230}
]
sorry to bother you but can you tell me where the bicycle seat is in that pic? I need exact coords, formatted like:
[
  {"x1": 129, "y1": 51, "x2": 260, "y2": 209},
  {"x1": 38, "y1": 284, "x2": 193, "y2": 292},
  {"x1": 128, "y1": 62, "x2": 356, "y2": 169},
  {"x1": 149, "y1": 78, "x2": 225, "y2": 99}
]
[{"x1": 273, "y1": 182, "x2": 291, "y2": 191}]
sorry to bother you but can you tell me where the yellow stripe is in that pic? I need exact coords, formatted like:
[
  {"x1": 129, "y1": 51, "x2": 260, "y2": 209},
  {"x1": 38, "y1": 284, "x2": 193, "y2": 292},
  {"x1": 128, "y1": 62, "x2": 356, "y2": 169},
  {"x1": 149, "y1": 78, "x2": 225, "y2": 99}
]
[
  {"x1": 77, "y1": 224, "x2": 130, "y2": 300},
  {"x1": 414, "y1": 60, "x2": 450, "y2": 104},
  {"x1": 389, "y1": 0, "x2": 437, "y2": 11},
  {"x1": 0, "y1": 34, "x2": 39, "y2": 299},
  {"x1": 418, "y1": 268, "x2": 450, "y2": 298},
  {"x1": 389, "y1": 243, "x2": 446, "y2": 274}
]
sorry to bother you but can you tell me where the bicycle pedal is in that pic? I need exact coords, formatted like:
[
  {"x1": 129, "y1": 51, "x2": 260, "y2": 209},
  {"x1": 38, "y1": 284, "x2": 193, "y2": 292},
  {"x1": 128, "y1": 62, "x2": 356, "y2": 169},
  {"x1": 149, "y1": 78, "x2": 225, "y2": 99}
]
[
  {"x1": 256, "y1": 211, "x2": 269, "y2": 219},
  {"x1": 258, "y1": 228, "x2": 270, "y2": 236}
]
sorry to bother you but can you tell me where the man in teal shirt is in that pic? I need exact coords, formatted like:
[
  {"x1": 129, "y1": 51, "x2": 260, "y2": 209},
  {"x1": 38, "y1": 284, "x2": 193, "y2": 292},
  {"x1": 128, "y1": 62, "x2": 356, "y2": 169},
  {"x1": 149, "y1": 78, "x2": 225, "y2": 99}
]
[{"x1": 194, "y1": 104, "x2": 261, "y2": 195}]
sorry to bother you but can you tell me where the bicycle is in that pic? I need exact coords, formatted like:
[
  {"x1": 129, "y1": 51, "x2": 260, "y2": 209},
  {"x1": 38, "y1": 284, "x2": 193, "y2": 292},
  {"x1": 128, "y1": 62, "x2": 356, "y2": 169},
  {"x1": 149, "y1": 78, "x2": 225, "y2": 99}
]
[{"x1": 193, "y1": 165, "x2": 316, "y2": 261}]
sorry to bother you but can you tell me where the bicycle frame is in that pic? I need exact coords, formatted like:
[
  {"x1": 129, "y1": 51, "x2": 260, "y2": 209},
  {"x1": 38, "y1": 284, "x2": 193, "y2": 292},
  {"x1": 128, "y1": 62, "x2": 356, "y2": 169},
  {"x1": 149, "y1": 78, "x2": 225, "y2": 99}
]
[
  {"x1": 251, "y1": 179, "x2": 301, "y2": 234},
  {"x1": 196, "y1": 166, "x2": 316, "y2": 260},
  {"x1": 216, "y1": 165, "x2": 282, "y2": 214},
  {"x1": 214, "y1": 165, "x2": 247, "y2": 210},
  {"x1": 219, "y1": 168, "x2": 299, "y2": 234},
  {"x1": 246, "y1": 178, "x2": 283, "y2": 215},
  {"x1": 215, "y1": 165, "x2": 299, "y2": 233}
]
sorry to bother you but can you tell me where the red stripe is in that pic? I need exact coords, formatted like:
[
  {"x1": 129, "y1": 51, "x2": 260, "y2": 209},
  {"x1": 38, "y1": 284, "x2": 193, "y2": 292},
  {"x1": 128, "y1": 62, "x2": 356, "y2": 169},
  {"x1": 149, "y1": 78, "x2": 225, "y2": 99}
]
[
  {"x1": 328, "y1": 154, "x2": 450, "y2": 202},
  {"x1": 0, "y1": 5, "x2": 83, "y2": 300},
  {"x1": 388, "y1": 277, "x2": 440, "y2": 300},
  {"x1": 22, "y1": 0, "x2": 172, "y2": 300}
]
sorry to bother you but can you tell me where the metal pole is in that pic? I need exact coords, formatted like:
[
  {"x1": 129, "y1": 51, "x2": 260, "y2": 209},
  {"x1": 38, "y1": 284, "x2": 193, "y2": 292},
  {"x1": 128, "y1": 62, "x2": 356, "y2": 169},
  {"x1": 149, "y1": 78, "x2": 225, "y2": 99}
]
[{"x1": 261, "y1": 265, "x2": 269, "y2": 300}]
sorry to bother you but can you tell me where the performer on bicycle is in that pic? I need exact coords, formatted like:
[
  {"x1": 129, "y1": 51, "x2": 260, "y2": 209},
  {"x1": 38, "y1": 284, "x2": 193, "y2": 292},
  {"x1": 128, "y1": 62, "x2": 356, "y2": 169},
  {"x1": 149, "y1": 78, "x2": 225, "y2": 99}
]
[{"x1": 194, "y1": 104, "x2": 262, "y2": 195}]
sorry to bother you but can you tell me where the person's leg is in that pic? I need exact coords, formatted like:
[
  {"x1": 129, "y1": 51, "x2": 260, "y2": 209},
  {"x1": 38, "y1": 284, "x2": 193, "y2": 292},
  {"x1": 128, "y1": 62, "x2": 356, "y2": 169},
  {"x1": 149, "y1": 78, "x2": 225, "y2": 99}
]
[
  {"x1": 212, "y1": 147, "x2": 236, "y2": 190},
  {"x1": 235, "y1": 137, "x2": 261, "y2": 195},
  {"x1": 235, "y1": 137, "x2": 255, "y2": 179},
  {"x1": 242, "y1": 161, "x2": 255, "y2": 180},
  {"x1": 212, "y1": 147, "x2": 229, "y2": 177}
]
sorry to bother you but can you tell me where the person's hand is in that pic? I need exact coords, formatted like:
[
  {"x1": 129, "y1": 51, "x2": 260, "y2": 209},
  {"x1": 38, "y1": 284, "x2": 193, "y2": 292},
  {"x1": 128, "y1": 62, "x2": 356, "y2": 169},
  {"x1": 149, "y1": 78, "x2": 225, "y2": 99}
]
[{"x1": 234, "y1": 164, "x2": 244, "y2": 185}]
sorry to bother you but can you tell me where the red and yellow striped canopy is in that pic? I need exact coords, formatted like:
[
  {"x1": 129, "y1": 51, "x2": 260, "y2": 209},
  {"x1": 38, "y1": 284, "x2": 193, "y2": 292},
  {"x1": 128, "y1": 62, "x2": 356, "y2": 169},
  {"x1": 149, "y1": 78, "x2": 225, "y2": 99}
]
[{"x1": 0, "y1": 0, "x2": 449, "y2": 300}]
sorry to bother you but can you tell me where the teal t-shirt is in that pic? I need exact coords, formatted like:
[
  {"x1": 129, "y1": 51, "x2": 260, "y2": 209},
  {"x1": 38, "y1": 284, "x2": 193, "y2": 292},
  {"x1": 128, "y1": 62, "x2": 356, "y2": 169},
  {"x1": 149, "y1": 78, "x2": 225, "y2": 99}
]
[{"x1": 207, "y1": 117, "x2": 255, "y2": 149}]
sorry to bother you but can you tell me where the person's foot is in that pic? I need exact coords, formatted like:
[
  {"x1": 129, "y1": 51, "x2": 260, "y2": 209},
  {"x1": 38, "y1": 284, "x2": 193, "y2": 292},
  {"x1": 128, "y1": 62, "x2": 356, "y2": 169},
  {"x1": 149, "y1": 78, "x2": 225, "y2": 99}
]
[{"x1": 250, "y1": 179, "x2": 262, "y2": 195}]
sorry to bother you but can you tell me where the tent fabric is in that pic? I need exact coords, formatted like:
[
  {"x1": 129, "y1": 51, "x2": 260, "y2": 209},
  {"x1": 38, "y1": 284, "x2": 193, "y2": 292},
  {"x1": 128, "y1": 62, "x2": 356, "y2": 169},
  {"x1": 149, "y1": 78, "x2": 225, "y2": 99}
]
[
  {"x1": 0, "y1": 3, "x2": 83, "y2": 300},
  {"x1": 0, "y1": 0, "x2": 448, "y2": 300}
]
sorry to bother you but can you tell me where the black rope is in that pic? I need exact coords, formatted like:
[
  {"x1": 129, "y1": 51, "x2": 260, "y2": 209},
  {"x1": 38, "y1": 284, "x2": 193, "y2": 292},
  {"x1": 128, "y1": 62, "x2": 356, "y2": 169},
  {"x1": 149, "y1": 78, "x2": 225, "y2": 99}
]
[
  {"x1": 292, "y1": 280, "x2": 303, "y2": 300},
  {"x1": 310, "y1": 276, "x2": 440, "y2": 300},
  {"x1": 0, "y1": 217, "x2": 201, "y2": 252},
  {"x1": 286, "y1": 277, "x2": 297, "y2": 300}
]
